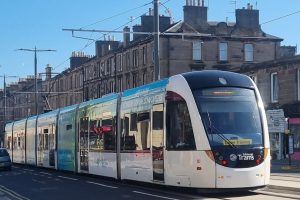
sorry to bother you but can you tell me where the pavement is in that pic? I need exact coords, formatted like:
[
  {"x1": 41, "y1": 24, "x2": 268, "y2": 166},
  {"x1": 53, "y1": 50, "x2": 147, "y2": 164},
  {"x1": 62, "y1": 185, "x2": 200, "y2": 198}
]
[{"x1": 268, "y1": 158, "x2": 300, "y2": 192}]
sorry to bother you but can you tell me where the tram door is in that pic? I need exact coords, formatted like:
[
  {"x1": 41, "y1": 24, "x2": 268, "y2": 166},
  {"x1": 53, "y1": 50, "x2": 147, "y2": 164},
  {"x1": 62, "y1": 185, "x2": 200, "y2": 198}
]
[
  {"x1": 49, "y1": 124, "x2": 56, "y2": 167},
  {"x1": 79, "y1": 117, "x2": 89, "y2": 172},
  {"x1": 152, "y1": 104, "x2": 165, "y2": 182}
]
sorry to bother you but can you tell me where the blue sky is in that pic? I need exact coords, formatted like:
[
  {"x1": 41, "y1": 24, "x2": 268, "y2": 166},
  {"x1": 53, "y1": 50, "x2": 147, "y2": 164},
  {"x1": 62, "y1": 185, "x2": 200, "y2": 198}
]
[{"x1": 0, "y1": 0, "x2": 299, "y2": 87}]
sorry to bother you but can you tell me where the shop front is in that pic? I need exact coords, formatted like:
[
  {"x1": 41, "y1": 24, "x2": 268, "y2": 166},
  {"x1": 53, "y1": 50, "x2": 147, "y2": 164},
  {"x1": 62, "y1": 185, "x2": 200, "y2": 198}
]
[{"x1": 288, "y1": 118, "x2": 300, "y2": 161}]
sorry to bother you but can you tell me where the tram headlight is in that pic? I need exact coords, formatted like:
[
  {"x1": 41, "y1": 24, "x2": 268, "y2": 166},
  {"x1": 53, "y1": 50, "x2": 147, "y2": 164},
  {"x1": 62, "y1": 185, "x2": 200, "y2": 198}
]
[
  {"x1": 264, "y1": 148, "x2": 269, "y2": 159},
  {"x1": 205, "y1": 150, "x2": 215, "y2": 161}
]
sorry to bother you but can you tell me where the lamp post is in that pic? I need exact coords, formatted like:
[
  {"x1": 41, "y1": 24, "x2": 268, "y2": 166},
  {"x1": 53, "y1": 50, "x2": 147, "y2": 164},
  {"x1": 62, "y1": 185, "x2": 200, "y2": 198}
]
[
  {"x1": 153, "y1": 0, "x2": 160, "y2": 81},
  {"x1": 16, "y1": 47, "x2": 56, "y2": 115}
]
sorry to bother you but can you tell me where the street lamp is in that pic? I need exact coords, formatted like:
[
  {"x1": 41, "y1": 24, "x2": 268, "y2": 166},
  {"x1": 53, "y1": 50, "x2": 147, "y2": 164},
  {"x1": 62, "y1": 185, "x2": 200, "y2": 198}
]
[{"x1": 16, "y1": 47, "x2": 56, "y2": 115}]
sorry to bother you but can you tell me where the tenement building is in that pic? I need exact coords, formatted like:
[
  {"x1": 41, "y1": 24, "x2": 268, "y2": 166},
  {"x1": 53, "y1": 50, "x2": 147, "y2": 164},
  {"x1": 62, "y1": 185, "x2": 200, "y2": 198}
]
[{"x1": 44, "y1": 1, "x2": 287, "y2": 110}]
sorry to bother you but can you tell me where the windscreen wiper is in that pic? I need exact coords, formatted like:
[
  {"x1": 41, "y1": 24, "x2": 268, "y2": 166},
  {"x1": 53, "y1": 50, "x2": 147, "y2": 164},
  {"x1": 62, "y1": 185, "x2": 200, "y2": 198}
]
[
  {"x1": 206, "y1": 112, "x2": 237, "y2": 148},
  {"x1": 208, "y1": 125, "x2": 237, "y2": 148}
]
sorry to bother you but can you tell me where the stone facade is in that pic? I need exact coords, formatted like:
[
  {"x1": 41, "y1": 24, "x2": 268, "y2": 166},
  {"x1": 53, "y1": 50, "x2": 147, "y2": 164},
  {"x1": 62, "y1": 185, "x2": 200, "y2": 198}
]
[
  {"x1": 241, "y1": 56, "x2": 300, "y2": 112},
  {"x1": 45, "y1": 2, "x2": 284, "y2": 108}
]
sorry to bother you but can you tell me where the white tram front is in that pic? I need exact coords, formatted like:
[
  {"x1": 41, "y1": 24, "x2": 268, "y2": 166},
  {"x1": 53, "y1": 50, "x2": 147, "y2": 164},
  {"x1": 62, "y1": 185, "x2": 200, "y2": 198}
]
[{"x1": 162, "y1": 71, "x2": 270, "y2": 189}]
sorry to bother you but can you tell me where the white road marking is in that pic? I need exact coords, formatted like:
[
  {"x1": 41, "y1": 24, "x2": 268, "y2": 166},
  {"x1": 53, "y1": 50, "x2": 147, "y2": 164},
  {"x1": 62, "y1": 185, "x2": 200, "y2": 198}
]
[
  {"x1": 40, "y1": 172, "x2": 52, "y2": 176},
  {"x1": 86, "y1": 181, "x2": 118, "y2": 189},
  {"x1": 133, "y1": 191, "x2": 179, "y2": 200},
  {"x1": 32, "y1": 179, "x2": 45, "y2": 184},
  {"x1": 23, "y1": 169, "x2": 34, "y2": 172},
  {"x1": 57, "y1": 175, "x2": 78, "y2": 181}
]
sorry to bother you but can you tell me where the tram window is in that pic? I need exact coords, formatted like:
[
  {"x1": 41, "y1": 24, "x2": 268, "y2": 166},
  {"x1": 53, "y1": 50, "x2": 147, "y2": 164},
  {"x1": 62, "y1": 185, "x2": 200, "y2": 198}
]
[
  {"x1": 121, "y1": 114, "x2": 136, "y2": 151},
  {"x1": 13, "y1": 137, "x2": 17, "y2": 149},
  {"x1": 102, "y1": 118, "x2": 115, "y2": 151},
  {"x1": 49, "y1": 133, "x2": 55, "y2": 149},
  {"x1": 79, "y1": 117, "x2": 89, "y2": 148},
  {"x1": 44, "y1": 134, "x2": 49, "y2": 150},
  {"x1": 130, "y1": 113, "x2": 137, "y2": 131},
  {"x1": 135, "y1": 112, "x2": 151, "y2": 150},
  {"x1": 153, "y1": 111, "x2": 163, "y2": 130},
  {"x1": 38, "y1": 133, "x2": 44, "y2": 150},
  {"x1": 123, "y1": 136, "x2": 136, "y2": 150},
  {"x1": 137, "y1": 112, "x2": 150, "y2": 121},
  {"x1": 18, "y1": 136, "x2": 21, "y2": 149},
  {"x1": 21, "y1": 133, "x2": 25, "y2": 150},
  {"x1": 6, "y1": 136, "x2": 11, "y2": 150},
  {"x1": 166, "y1": 92, "x2": 196, "y2": 151},
  {"x1": 66, "y1": 124, "x2": 72, "y2": 130},
  {"x1": 89, "y1": 119, "x2": 103, "y2": 151},
  {"x1": 123, "y1": 116, "x2": 129, "y2": 137}
]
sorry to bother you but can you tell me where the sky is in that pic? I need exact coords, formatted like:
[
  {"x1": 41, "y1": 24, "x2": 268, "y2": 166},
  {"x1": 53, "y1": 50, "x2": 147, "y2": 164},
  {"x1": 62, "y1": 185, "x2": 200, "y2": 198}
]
[{"x1": 0, "y1": 0, "x2": 299, "y2": 88}]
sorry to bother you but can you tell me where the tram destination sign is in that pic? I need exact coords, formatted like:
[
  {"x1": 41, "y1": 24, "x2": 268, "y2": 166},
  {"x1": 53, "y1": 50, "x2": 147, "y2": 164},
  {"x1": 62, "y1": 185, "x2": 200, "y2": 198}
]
[{"x1": 266, "y1": 109, "x2": 285, "y2": 133}]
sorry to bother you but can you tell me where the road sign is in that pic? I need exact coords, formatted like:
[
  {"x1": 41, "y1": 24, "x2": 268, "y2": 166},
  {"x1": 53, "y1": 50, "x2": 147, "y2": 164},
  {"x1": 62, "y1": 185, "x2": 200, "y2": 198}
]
[{"x1": 266, "y1": 109, "x2": 285, "y2": 133}]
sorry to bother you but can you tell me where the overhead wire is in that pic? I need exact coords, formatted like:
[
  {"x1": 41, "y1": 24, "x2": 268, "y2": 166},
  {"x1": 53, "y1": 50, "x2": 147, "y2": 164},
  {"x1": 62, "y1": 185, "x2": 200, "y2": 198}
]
[
  {"x1": 53, "y1": 1, "x2": 154, "y2": 71},
  {"x1": 261, "y1": 10, "x2": 300, "y2": 25},
  {"x1": 48, "y1": 1, "x2": 162, "y2": 102}
]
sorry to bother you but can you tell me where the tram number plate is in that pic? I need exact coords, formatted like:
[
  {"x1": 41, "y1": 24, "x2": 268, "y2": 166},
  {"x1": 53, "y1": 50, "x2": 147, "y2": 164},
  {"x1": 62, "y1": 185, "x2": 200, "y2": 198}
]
[{"x1": 224, "y1": 139, "x2": 252, "y2": 145}]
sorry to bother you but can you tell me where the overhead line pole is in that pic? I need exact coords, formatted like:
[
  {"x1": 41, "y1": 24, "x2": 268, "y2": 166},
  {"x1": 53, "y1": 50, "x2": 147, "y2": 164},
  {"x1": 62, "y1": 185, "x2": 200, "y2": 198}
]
[
  {"x1": 153, "y1": 0, "x2": 160, "y2": 81},
  {"x1": 16, "y1": 47, "x2": 56, "y2": 116},
  {"x1": 3, "y1": 75, "x2": 6, "y2": 128},
  {"x1": 16, "y1": 47, "x2": 55, "y2": 167}
]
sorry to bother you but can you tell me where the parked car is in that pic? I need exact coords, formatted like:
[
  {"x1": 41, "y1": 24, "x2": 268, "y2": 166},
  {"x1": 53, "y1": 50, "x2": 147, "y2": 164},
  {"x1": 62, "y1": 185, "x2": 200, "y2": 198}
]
[{"x1": 0, "y1": 148, "x2": 12, "y2": 171}]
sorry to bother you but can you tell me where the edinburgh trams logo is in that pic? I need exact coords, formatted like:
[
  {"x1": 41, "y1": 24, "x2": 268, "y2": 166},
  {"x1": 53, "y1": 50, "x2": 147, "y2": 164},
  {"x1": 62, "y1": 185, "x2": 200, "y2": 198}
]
[
  {"x1": 230, "y1": 153, "x2": 254, "y2": 161},
  {"x1": 238, "y1": 153, "x2": 254, "y2": 161},
  {"x1": 230, "y1": 154, "x2": 237, "y2": 161}
]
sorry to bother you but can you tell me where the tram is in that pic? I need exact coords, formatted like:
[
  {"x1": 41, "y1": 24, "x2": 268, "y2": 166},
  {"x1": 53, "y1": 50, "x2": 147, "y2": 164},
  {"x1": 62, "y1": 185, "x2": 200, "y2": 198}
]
[{"x1": 4, "y1": 70, "x2": 270, "y2": 190}]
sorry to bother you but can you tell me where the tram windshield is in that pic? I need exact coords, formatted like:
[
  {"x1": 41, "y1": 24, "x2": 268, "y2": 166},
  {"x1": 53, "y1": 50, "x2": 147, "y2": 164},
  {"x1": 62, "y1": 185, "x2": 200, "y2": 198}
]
[{"x1": 194, "y1": 87, "x2": 263, "y2": 148}]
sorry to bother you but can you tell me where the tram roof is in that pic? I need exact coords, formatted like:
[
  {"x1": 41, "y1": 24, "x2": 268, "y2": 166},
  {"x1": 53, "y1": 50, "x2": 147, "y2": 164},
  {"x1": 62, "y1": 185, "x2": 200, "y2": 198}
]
[
  {"x1": 78, "y1": 93, "x2": 119, "y2": 109},
  {"x1": 181, "y1": 70, "x2": 254, "y2": 90},
  {"x1": 122, "y1": 78, "x2": 168, "y2": 98}
]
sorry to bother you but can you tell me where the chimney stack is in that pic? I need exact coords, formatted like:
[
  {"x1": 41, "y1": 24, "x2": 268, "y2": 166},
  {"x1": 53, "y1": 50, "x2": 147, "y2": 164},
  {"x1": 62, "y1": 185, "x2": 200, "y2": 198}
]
[
  {"x1": 45, "y1": 64, "x2": 52, "y2": 81},
  {"x1": 184, "y1": 0, "x2": 208, "y2": 29},
  {"x1": 123, "y1": 26, "x2": 130, "y2": 47},
  {"x1": 236, "y1": 4, "x2": 259, "y2": 29}
]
